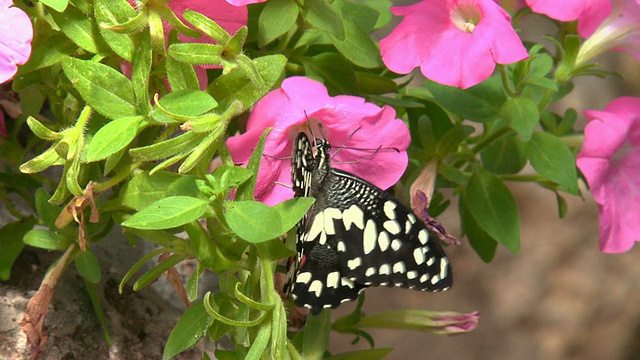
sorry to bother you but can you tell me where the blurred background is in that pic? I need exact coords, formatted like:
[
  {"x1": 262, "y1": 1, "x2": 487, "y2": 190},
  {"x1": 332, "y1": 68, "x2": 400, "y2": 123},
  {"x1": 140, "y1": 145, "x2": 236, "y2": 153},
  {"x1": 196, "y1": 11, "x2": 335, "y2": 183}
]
[
  {"x1": 329, "y1": 14, "x2": 640, "y2": 359},
  {"x1": 2, "y1": 7, "x2": 640, "y2": 360}
]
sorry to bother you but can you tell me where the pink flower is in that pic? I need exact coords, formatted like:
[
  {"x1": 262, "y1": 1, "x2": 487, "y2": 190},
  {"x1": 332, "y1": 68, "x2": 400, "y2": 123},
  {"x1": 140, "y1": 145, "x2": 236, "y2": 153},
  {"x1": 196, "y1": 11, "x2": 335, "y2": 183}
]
[
  {"x1": 525, "y1": 0, "x2": 611, "y2": 37},
  {"x1": 379, "y1": 0, "x2": 528, "y2": 89},
  {"x1": 226, "y1": 0, "x2": 266, "y2": 6},
  {"x1": 0, "y1": 0, "x2": 33, "y2": 84},
  {"x1": 226, "y1": 77, "x2": 411, "y2": 206},
  {"x1": 576, "y1": 96, "x2": 640, "y2": 253},
  {"x1": 575, "y1": 0, "x2": 640, "y2": 67}
]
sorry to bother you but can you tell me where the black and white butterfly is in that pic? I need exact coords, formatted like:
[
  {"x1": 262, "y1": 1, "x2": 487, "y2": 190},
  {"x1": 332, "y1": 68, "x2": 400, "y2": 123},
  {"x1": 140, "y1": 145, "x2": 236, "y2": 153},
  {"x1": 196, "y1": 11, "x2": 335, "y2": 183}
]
[{"x1": 285, "y1": 132, "x2": 452, "y2": 314}]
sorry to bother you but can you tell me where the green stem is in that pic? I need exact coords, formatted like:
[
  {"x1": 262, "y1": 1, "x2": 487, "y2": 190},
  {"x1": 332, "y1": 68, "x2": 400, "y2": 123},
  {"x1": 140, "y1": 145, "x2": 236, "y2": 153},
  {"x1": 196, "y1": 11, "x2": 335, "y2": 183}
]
[
  {"x1": 498, "y1": 65, "x2": 516, "y2": 97},
  {"x1": 471, "y1": 127, "x2": 513, "y2": 155},
  {"x1": 0, "y1": 189, "x2": 28, "y2": 219}
]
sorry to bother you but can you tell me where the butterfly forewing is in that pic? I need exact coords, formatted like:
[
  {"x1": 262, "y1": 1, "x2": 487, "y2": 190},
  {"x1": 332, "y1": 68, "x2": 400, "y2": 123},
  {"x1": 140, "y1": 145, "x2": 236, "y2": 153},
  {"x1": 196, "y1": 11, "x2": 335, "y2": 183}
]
[{"x1": 287, "y1": 132, "x2": 452, "y2": 314}]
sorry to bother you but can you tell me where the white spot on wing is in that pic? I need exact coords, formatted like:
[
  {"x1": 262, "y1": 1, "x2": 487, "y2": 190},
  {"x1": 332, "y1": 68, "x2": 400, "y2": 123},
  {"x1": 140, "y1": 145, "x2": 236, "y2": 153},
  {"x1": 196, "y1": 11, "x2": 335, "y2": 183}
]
[
  {"x1": 407, "y1": 270, "x2": 418, "y2": 280},
  {"x1": 337, "y1": 241, "x2": 346, "y2": 252},
  {"x1": 296, "y1": 272, "x2": 312, "y2": 284},
  {"x1": 413, "y1": 247, "x2": 426, "y2": 264},
  {"x1": 426, "y1": 257, "x2": 435, "y2": 266},
  {"x1": 384, "y1": 201, "x2": 397, "y2": 220},
  {"x1": 377, "y1": 231, "x2": 390, "y2": 251},
  {"x1": 309, "y1": 280, "x2": 323, "y2": 296},
  {"x1": 393, "y1": 261, "x2": 406, "y2": 274},
  {"x1": 391, "y1": 239, "x2": 402, "y2": 251},
  {"x1": 383, "y1": 220, "x2": 401, "y2": 235},
  {"x1": 363, "y1": 219, "x2": 377, "y2": 254},
  {"x1": 379, "y1": 264, "x2": 391, "y2": 275},
  {"x1": 440, "y1": 258, "x2": 449, "y2": 279},
  {"x1": 307, "y1": 211, "x2": 324, "y2": 242},
  {"x1": 408, "y1": 213, "x2": 416, "y2": 224},
  {"x1": 341, "y1": 277, "x2": 355, "y2": 289},
  {"x1": 326, "y1": 271, "x2": 340, "y2": 289},
  {"x1": 418, "y1": 229, "x2": 428, "y2": 244},
  {"x1": 323, "y1": 208, "x2": 342, "y2": 235},
  {"x1": 365, "y1": 267, "x2": 376, "y2": 277},
  {"x1": 420, "y1": 274, "x2": 429, "y2": 283},
  {"x1": 343, "y1": 205, "x2": 365, "y2": 231},
  {"x1": 347, "y1": 257, "x2": 362, "y2": 270},
  {"x1": 431, "y1": 274, "x2": 441, "y2": 284}
]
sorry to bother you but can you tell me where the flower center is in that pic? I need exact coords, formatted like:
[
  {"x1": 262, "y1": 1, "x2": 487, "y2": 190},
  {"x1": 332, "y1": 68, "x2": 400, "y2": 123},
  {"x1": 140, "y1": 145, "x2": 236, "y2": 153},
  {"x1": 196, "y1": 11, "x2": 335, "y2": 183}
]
[{"x1": 450, "y1": 1, "x2": 482, "y2": 34}]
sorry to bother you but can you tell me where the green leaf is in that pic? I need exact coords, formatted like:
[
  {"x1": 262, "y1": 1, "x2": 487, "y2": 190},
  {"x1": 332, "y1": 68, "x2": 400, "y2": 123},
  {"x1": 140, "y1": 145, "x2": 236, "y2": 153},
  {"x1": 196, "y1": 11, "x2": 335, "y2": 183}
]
[
  {"x1": 303, "y1": 0, "x2": 345, "y2": 39},
  {"x1": 163, "y1": 301, "x2": 212, "y2": 360},
  {"x1": 168, "y1": 43, "x2": 223, "y2": 65},
  {"x1": 50, "y1": 5, "x2": 109, "y2": 54},
  {"x1": 41, "y1": 0, "x2": 69, "y2": 12},
  {"x1": 465, "y1": 170, "x2": 520, "y2": 254},
  {"x1": 274, "y1": 197, "x2": 315, "y2": 234},
  {"x1": 460, "y1": 194, "x2": 497, "y2": 262},
  {"x1": 480, "y1": 136, "x2": 527, "y2": 175},
  {"x1": 24, "y1": 229, "x2": 71, "y2": 250},
  {"x1": 436, "y1": 125, "x2": 475, "y2": 156},
  {"x1": 259, "y1": 0, "x2": 299, "y2": 46},
  {"x1": 16, "y1": 34, "x2": 76, "y2": 75},
  {"x1": 120, "y1": 171, "x2": 201, "y2": 210},
  {"x1": 500, "y1": 98, "x2": 540, "y2": 141},
  {"x1": 166, "y1": 43, "x2": 200, "y2": 91},
  {"x1": 425, "y1": 76, "x2": 506, "y2": 123},
  {"x1": 75, "y1": 249, "x2": 102, "y2": 283},
  {"x1": 35, "y1": 189, "x2": 61, "y2": 229},
  {"x1": 525, "y1": 132, "x2": 579, "y2": 194},
  {"x1": 0, "y1": 218, "x2": 36, "y2": 281},
  {"x1": 95, "y1": 0, "x2": 138, "y2": 61},
  {"x1": 325, "y1": 349, "x2": 393, "y2": 360},
  {"x1": 156, "y1": 89, "x2": 218, "y2": 117},
  {"x1": 224, "y1": 201, "x2": 283, "y2": 243},
  {"x1": 26, "y1": 116, "x2": 62, "y2": 141},
  {"x1": 234, "y1": 128, "x2": 272, "y2": 201},
  {"x1": 334, "y1": 0, "x2": 379, "y2": 33},
  {"x1": 122, "y1": 196, "x2": 209, "y2": 230},
  {"x1": 303, "y1": 310, "x2": 331, "y2": 360},
  {"x1": 132, "y1": 31, "x2": 152, "y2": 113},
  {"x1": 62, "y1": 57, "x2": 138, "y2": 119},
  {"x1": 182, "y1": 10, "x2": 230, "y2": 45},
  {"x1": 185, "y1": 222, "x2": 237, "y2": 273},
  {"x1": 208, "y1": 55, "x2": 287, "y2": 111},
  {"x1": 355, "y1": 72, "x2": 398, "y2": 95},
  {"x1": 328, "y1": 20, "x2": 382, "y2": 69},
  {"x1": 303, "y1": 52, "x2": 358, "y2": 95},
  {"x1": 355, "y1": 0, "x2": 392, "y2": 29},
  {"x1": 86, "y1": 116, "x2": 142, "y2": 162},
  {"x1": 134, "y1": 253, "x2": 185, "y2": 290}
]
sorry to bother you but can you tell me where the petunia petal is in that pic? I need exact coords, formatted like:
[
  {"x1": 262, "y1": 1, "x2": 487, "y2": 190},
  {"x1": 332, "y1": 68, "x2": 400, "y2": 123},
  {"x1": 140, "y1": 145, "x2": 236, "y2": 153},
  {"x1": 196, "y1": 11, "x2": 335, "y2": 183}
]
[
  {"x1": 577, "y1": 96, "x2": 640, "y2": 253},
  {"x1": 227, "y1": 77, "x2": 411, "y2": 205},
  {"x1": 381, "y1": 0, "x2": 527, "y2": 89}
]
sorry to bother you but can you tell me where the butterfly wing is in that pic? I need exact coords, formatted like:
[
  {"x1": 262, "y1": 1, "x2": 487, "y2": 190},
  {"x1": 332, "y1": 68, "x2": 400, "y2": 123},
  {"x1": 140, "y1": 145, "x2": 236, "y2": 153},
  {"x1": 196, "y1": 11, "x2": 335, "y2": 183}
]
[
  {"x1": 287, "y1": 132, "x2": 452, "y2": 314},
  {"x1": 326, "y1": 169, "x2": 452, "y2": 291}
]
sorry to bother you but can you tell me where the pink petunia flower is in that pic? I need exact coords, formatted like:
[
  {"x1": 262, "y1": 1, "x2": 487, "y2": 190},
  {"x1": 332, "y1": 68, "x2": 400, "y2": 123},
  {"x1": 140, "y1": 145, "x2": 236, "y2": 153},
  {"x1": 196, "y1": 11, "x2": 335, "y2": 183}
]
[
  {"x1": 379, "y1": 0, "x2": 528, "y2": 89},
  {"x1": 0, "y1": 0, "x2": 33, "y2": 84},
  {"x1": 525, "y1": 0, "x2": 611, "y2": 37},
  {"x1": 575, "y1": 0, "x2": 640, "y2": 67},
  {"x1": 226, "y1": 76, "x2": 411, "y2": 206},
  {"x1": 576, "y1": 96, "x2": 640, "y2": 253},
  {"x1": 226, "y1": 0, "x2": 266, "y2": 6}
]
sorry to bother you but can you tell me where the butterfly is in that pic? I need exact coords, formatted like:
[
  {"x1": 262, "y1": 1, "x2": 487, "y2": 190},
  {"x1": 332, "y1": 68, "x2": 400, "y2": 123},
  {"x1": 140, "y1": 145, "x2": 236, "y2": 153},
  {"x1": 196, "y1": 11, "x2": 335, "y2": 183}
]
[{"x1": 285, "y1": 131, "x2": 452, "y2": 314}]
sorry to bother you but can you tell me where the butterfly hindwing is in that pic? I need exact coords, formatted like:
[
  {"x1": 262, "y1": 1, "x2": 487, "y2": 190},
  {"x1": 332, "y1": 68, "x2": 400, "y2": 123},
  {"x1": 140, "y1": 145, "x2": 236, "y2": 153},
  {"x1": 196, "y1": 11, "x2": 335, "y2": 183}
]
[
  {"x1": 287, "y1": 132, "x2": 452, "y2": 314},
  {"x1": 325, "y1": 169, "x2": 452, "y2": 291}
]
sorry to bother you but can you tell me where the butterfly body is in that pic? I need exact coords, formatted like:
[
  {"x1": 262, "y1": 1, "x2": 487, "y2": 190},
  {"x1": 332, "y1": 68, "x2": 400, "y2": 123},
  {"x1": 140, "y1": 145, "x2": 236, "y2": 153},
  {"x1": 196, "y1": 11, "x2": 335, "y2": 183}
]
[{"x1": 286, "y1": 132, "x2": 452, "y2": 314}]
